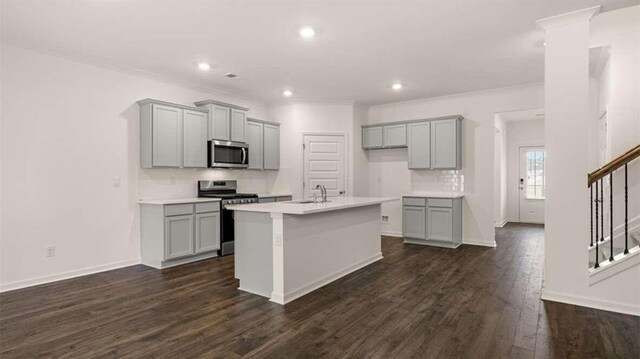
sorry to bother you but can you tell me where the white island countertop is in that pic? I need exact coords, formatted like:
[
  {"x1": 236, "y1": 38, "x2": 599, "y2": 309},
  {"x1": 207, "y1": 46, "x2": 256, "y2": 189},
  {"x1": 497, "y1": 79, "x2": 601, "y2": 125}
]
[
  {"x1": 403, "y1": 192, "x2": 464, "y2": 199},
  {"x1": 138, "y1": 198, "x2": 221, "y2": 205},
  {"x1": 227, "y1": 196, "x2": 398, "y2": 215}
]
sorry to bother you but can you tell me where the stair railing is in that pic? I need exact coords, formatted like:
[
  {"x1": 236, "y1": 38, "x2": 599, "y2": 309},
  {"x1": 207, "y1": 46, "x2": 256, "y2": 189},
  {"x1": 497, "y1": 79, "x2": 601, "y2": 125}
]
[{"x1": 588, "y1": 144, "x2": 640, "y2": 269}]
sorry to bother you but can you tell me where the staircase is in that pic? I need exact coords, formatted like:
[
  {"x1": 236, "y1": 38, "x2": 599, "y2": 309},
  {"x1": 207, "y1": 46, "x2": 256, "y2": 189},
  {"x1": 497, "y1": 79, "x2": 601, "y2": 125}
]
[{"x1": 587, "y1": 144, "x2": 640, "y2": 282}]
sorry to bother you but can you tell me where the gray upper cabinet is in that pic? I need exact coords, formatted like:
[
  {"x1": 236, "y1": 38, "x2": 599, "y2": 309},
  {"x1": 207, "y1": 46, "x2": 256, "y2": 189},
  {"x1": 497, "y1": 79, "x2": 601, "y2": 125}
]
[
  {"x1": 246, "y1": 118, "x2": 280, "y2": 170},
  {"x1": 407, "y1": 121, "x2": 431, "y2": 169},
  {"x1": 263, "y1": 123, "x2": 280, "y2": 170},
  {"x1": 362, "y1": 126, "x2": 383, "y2": 149},
  {"x1": 183, "y1": 110, "x2": 208, "y2": 168},
  {"x1": 152, "y1": 104, "x2": 182, "y2": 167},
  {"x1": 194, "y1": 100, "x2": 250, "y2": 142},
  {"x1": 231, "y1": 109, "x2": 247, "y2": 143},
  {"x1": 138, "y1": 99, "x2": 209, "y2": 169},
  {"x1": 361, "y1": 115, "x2": 462, "y2": 170},
  {"x1": 431, "y1": 118, "x2": 461, "y2": 169},
  {"x1": 383, "y1": 124, "x2": 407, "y2": 148},
  {"x1": 210, "y1": 105, "x2": 231, "y2": 141},
  {"x1": 246, "y1": 120, "x2": 263, "y2": 170}
]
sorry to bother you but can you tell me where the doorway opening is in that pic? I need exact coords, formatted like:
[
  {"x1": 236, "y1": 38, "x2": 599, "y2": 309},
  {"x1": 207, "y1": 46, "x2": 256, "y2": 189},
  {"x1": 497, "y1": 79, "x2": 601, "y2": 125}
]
[{"x1": 494, "y1": 109, "x2": 546, "y2": 227}]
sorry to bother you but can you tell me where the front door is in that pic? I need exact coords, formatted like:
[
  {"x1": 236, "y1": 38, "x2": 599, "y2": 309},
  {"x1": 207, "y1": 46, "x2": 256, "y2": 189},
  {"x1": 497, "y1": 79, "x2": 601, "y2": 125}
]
[
  {"x1": 303, "y1": 134, "x2": 346, "y2": 199},
  {"x1": 518, "y1": 146, "x2": 545, "y2": 224}
]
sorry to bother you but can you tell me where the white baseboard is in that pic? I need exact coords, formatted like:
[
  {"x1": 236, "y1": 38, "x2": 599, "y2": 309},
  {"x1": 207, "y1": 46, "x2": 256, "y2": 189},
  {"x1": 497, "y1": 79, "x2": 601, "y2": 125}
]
[
  {"x1": 494, "y1": 220, "x2": 509, "y2": 228},
  {"x1": 0, "y1": 258, "x2": 141, "y2": 293},
  {"x1": 381, "y1": 231, "x2": 403, "y2": 238},
  {"x1": 541, "y1": 288, "x2": 640, "y2": 317},
  {"x1": 463, "y1": 239, "x2": 497, "y2": 248},
  {"x1": 273, "y1": 252, "x2": 383, "y2": 305}
]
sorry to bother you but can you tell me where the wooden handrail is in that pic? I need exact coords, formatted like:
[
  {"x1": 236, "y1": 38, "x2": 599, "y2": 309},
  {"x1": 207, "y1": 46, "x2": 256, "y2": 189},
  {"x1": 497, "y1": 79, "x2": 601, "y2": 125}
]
[{"x1": 588, "y1": 144, "x2": 640, "y2": 186}]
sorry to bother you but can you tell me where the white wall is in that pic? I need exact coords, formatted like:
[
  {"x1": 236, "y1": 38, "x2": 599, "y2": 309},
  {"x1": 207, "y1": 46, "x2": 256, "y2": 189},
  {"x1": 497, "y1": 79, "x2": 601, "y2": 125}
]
[
  {"x1": 493, "y1": 116, "x2": 508, "y2": 226},
  {"x1": 268, "y1": 101, "x2": 357, "y2": 199},
  {"x1": 541, "y1": 6, "x2": 639, "y2": 316},
  {"x1": 368, "y1": 84, "x2": 544, "y2": 244},
  {"x1": 591, "y1": 6, "x2": 640, "y2": 230},
  {"x1": 0, "y1": 45, "x2": 275, "y2": 290},
  {"x1": 505, "y1": 119, "x2": 545, "y2": 222}
]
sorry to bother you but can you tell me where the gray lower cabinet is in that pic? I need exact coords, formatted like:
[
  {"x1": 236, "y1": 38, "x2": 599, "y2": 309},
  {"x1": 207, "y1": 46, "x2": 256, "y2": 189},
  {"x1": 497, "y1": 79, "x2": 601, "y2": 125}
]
[
  {"x1": 246, "y1": 118, "x2": 280, "y2": 170},
  {"x1": 165, "y1": 214, "x2": 195, "y2": 260},
  {"x1": 141, "y1": 201, "x2": 220, "y2": 269},
  {"x1": 258, "y1": 197, "x2": 276, "y2": 203},
  {"x1": 195, "y1": 212, "x2": 221, "y2": 253},
  {"x1": 403, "y1": 206, "x2": 426, "y2": 239},
  {"x1": 138, "y1": 99, "x2": 209, "y2": 169},
  {"x1": 402, "y1": 196, "x2": 463, "y2": 248}
]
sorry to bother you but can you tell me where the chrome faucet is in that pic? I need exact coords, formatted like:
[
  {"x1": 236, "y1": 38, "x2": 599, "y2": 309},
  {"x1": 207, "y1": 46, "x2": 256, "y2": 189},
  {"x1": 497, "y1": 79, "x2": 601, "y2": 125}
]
[{"x1": 315, "y1": 185, "x2": 328, "y2": 203}]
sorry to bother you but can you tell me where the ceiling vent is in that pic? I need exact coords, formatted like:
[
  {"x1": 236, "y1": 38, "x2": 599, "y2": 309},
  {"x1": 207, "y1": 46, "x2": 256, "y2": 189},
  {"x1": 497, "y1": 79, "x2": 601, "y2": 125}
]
[{"x1": 224, "y1": 73, "x2": 238, "y2": 78}]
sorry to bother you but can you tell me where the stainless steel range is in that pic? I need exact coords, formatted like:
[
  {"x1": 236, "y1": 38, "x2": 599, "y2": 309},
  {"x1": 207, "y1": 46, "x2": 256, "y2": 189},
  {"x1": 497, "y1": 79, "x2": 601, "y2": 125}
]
[{"x1": 198, "y1": 180, "x2": 258, "y2": 256}]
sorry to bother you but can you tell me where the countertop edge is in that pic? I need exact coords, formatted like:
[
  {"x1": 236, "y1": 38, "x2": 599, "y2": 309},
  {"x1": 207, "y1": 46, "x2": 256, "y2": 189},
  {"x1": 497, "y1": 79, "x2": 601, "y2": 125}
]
[
  {"x1": 227, "y1": 198, "x2": 398, "y2": 215},
  {"x1": 138, "y1": 198, "x2": 222, "y2": 205}
]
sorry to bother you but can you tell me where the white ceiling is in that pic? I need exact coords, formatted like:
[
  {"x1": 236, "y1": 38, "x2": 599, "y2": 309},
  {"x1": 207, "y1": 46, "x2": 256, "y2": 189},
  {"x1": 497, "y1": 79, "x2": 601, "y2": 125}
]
[{"x1": 1, "y1": 0, "x2": 636, "y2": 106}]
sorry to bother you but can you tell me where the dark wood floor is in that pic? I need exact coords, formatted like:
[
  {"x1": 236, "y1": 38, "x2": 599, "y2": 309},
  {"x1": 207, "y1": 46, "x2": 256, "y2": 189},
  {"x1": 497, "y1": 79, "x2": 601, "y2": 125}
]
[{"x1": 1, "y1": 223, "x2": 638, "y2": 358}]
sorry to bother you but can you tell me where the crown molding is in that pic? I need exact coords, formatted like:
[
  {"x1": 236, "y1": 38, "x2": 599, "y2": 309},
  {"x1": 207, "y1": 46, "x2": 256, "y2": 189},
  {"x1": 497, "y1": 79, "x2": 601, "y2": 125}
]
[{"x1": 536, "y1": 5, "x2": 601, "y2": 31}]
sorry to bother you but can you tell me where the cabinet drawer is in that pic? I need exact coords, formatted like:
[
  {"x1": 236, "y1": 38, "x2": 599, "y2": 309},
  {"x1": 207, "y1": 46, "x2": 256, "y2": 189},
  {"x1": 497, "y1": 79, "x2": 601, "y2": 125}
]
[
  {"x1": 428, "y1": 198, "x2": 453, "y2": 208},
  {"x1": 403, "y1": 197, "x2": 426, "y2": 207},
  {"x1": 196, "y1": 202, "x2": 220, "y2": 213},
  {"x1": 276, "y1": 196, "x2": 293, "y2": 202},
  {"x1": 259, "y1": 197, "x2": 276, "y2": 203},
  {"x1": 164, "y1": 204, "x2": 194, "y2": 216}
]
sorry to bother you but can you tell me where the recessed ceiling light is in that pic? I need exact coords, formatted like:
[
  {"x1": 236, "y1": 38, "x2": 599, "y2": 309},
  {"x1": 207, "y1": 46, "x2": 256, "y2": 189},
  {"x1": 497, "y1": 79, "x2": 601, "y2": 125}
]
[
  {"x1": 283, "y1": 90, "x2": 293, "y2": 97},
  {"x1": 543, "y1": 42, "x2": 546, "y2": 47},
  {"x1": 198, "y1": 62, "x2": 210, "y2": 71},
  {"x1": 299, "y1": 26, "x2": 315, "y2": 39},
  {"x1": 392, "y1": 83, "x2": 403, "y2": 90}
]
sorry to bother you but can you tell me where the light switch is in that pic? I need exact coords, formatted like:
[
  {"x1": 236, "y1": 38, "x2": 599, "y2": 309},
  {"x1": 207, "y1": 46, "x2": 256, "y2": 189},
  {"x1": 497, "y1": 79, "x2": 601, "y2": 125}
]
[{"x1": 112, "y1": 176, "x2": 121, "y2": 187}]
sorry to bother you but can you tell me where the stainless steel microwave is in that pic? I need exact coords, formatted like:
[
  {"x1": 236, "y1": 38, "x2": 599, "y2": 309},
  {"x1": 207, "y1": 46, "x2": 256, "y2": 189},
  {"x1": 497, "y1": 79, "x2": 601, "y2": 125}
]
[{"x1": 208, "y1": 140, "x2": 249, "y2": 168}]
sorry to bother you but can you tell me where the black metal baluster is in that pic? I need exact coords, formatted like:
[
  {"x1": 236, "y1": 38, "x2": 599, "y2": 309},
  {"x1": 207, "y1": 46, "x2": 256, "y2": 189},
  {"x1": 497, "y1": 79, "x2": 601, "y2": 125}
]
[
  {"x1": 595, "y1": 181, "x2": 599, "y2": 268},
  {"x1": 590, "y1": 185, "x2": 594, "y2": 247},
  {"x1": 610, "y1": 173, "x2": 614, "y2": 262},
  {"x1": 624, "y1": 164, "x2": 629, "y2": 255},
  {"x1": 600, "y1": 178, "x2": 604, "y2": 243}
]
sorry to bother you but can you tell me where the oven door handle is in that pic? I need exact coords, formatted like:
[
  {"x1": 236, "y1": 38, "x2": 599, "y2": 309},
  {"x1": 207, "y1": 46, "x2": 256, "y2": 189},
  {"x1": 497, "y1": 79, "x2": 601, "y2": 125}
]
[{"x1": 241, "y1": 147, "x2": 247, "y2": 165}]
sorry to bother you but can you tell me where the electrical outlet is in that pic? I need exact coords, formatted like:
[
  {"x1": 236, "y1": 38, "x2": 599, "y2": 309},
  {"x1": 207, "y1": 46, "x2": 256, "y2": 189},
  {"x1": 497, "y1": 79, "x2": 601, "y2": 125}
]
[
  {"x1": 112, "y1": 176, "x2": 121, "y2": 187},
  {"x1": 45, "y1": 245, "x2": 56, "y2": 257},
  {"x1": 382, "y1": 216, "x2": 389, "y2": 223}
]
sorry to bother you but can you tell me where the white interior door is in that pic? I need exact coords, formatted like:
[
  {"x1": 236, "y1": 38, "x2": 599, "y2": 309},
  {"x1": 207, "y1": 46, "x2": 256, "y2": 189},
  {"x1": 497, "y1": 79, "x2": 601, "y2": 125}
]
[
  {"x1": 518, "y1": 146, "x2": 545, "y2": 224},
  {"x1": 303, "y1": 134, "x2": 345, "y2": 199}
]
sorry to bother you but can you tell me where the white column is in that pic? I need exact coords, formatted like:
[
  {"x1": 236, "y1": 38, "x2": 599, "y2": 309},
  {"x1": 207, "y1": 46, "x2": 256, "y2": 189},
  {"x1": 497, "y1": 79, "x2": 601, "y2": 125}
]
[
  {"x1": 537, "y1": 6, "x2": 600, "y2": 299},
  {"x1": 270, "y1": 213, "x2": 286, "y2": 304}
]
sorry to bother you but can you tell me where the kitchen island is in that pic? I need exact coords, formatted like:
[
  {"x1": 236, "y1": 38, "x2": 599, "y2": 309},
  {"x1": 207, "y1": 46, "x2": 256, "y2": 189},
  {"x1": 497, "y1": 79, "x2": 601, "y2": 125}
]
[{"x1": 226, "y1": 197, "x2": 397, "y2": 304}]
